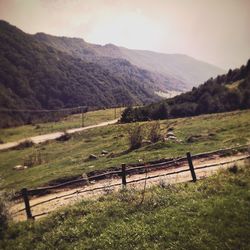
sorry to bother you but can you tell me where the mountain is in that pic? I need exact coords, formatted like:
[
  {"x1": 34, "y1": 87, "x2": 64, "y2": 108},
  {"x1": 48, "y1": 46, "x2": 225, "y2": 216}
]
[
  {"x1": 34, "y1": 33, "x2": 187, "y2": 92},
  {"x1": 0, "y1": 20, "x2": 159, "y2": 127},
  {"x1": 34, "y1": 33, "x2": 225, "y2": 92},
  {"x1": 121, "y1": 59, "x2": 250, "y2": 122},
  {"x1": 91, "y1": 44, "x2": 225, "y2": 89},
  {"x1": 0, "y1": 20, "x2": 225, "y2": 127}
]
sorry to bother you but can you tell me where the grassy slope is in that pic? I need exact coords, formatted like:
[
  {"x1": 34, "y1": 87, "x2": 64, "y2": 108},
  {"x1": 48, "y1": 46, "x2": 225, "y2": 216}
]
[
  {"x1": 0, "y1": 108, "x2": 124, "y2": 143},
  {"x1": 1, "y1": 164, "x2": 250, "y2": 249},
  {"x1": 0, "y1": 109, "x2": 249, "y2": 192}
]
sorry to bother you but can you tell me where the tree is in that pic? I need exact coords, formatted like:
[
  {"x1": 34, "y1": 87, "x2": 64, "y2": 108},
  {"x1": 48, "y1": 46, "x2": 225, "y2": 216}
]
[
  {"x1": 151, "y1": 103, "x2": 169, "y2": 120},
  {"x1": 120, "y1": 107, "x2": 135, "y2": 123}
]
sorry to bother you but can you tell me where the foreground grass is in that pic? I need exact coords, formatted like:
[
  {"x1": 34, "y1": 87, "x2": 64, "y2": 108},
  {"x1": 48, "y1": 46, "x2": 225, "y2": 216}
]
[
  {"x1": 0, "y1": 107, "x2": 123, "y2": 143},
  {"x1": 1, "y1": 164, "x2": 250, "y2": 249},
  {"x1": 0, "y1": 109, "x2": 250, "y2": 192}
]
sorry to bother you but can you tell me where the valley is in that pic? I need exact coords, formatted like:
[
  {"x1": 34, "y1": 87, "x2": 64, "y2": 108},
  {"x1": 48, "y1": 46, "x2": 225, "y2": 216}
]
[{"x1": 0, "y1": 8, "x2": 249, "y2": 249}]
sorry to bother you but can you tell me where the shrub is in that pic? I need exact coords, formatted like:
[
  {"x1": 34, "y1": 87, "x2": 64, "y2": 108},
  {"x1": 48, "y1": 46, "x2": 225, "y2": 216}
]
[
  {"x1": 56, "y1": 132, "x2": 71, "y2": 142},
  {"x1": 148, "y1": 121, "x2": 162, "y2": 143},
  {"x1": 128, "y1": 124, "x2": 144, "y2": 150},
  {"x1": 23, "y1": 149, "x2": 45, "y2": 167},
  {"x1": 14, "y1": 139, "x2": 34, "y2": 150},
  {"x1": 228, "y1": 164, "x2": 238, "y2": 174}
]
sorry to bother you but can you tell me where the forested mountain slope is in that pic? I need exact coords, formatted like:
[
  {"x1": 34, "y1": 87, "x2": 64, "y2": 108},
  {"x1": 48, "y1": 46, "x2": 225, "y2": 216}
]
[
  {"x1": 35, "y1": 33, "x2": 224, "y2": 91},
  {"x1": 34, "y1": 33, "x2": 187, "y2": 92},
  {"x1": 99, "y1": 45, "x2": 225, "y2": 89},
  {"x1": 121, "y1": 60, "x2": 250, "y2": 122},
  {"x1": 0, "y1": 20, "x2": 158, "y2": 127}
]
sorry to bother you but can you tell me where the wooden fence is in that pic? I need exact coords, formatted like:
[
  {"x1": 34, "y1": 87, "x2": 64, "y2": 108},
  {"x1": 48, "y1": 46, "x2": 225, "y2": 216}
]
[{"x1": 14, "y1": 145, "x2": 250, "y2": 220}]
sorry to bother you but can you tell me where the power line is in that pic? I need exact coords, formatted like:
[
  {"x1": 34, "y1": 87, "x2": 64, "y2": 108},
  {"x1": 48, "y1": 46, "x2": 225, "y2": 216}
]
[{"x1": 0, "y1": 105, "x2": 124, "y2": 113}]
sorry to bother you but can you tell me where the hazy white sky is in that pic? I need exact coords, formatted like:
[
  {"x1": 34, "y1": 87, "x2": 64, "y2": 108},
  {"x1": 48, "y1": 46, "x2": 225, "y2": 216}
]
[{"x1": 0, "y1": 0, "x2": 249, "y2": 69}]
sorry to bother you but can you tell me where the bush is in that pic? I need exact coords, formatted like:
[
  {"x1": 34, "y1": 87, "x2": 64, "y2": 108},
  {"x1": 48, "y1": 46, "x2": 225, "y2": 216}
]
[
  {"x1": 148, "y1": 121, "x2": 162, "y2": 143},
  {"x1": 23, "y1": 149, "x2": 45, "y2": 167},
  {"x1": 14, "y1": 139, "x2": 34, "y2": 150},
  {"x1": 128, "y1": 124, "x2": 144, "y2": 150},
  {"x1": 56, "y1": 132, "x2": 71, "y2": 142},
  {"x1": 120, "y1": 107, "x2": 135, "y2": 123}
]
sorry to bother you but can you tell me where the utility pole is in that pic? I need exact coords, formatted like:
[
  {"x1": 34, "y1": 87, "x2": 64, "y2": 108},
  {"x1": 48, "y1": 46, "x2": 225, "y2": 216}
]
[{"x1": 81, "y1": 107, "x2": 84, "y2": 127}]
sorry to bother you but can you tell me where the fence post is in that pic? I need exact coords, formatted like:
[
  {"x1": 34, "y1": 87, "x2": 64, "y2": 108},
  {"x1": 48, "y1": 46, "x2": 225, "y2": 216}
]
[
  {"x1": 21, "y1": 188, "x2": 33, "y2": 220},
  {"x1": 186, "y1": 152, "x2": 197, "y2": 182},
  {"x1": 121, "y1": 163, "x2": 127, "y2": 187}
]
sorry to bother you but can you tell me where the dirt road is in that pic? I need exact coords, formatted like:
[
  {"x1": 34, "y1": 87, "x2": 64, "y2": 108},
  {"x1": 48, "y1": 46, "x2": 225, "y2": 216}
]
[
  {"x1": 10, "y1": 151, "x2": 249, "y2": 222},
  {"x1": 0, "y1": 119, "x2": 118, "y2": 151}
]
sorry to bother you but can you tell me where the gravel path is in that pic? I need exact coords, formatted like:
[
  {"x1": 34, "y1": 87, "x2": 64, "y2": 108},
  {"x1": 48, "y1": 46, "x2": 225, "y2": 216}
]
[{"x1": 0, "y1": 119, "x2": 118, "y2": 151}]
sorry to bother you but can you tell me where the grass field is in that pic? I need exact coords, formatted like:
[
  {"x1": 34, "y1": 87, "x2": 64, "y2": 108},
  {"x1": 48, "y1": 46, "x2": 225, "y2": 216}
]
[
  {"x1": 0, "y1": 107, "x2": 124, "y2": 143},
  {"x1": 1, "y1": 163, "x2": 249, "y2": 249},
  {"x1": 0, "y1": 109, "x2": 249, "y2": 193}
]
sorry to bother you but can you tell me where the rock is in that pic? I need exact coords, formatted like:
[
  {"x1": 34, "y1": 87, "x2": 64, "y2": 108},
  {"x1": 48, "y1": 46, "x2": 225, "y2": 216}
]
[
  {"x1": 142, "y1": 139, "x2": 151, "y2": 146},
  {"x1": 168, "y1": 135, "x2": 177, "y2": 140},
  {"x1": 13, "y1": 165, "x2": 28, "y2": 170},
  {"x1": 101, "y1": 150, "x2": 109, "y2": 155},
  {"x1": 166, "y1": 131, "x2": 175, "y2": 137},
  {"x1": 89, "y1": 154, "x2": 98, "y2": 160},
  {"x1": 163, "y1": 135, "x2": 177, "y2": 141}
]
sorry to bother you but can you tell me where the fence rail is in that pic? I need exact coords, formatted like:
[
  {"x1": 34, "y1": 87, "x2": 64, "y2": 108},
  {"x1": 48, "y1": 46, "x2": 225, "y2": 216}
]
[
  {"x1": 17, "y1": 144, "x2": 249, "y2": 197},
  {"x1": 14, "y1": 144, "x2": 250, "y2": 220}
]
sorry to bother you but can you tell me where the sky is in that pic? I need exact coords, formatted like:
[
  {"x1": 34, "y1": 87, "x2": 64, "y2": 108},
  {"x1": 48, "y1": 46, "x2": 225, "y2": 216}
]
[{"x1": 0, "y1": 0, "x2": 249, "y2": 70}]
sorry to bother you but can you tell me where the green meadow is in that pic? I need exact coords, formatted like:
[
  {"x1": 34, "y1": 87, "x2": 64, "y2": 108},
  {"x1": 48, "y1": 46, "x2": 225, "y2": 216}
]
[{"x1": 0, "y1": 109, "x2": 249, "y2": 193}]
